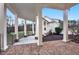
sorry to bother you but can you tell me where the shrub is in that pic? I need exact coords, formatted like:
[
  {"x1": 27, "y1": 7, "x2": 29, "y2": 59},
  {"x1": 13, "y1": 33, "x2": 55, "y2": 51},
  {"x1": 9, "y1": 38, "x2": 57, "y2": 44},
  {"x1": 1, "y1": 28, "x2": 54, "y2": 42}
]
[
  {"x1": 55, "y1": 27, "x2": 62, "y2": 35},
  {"x1": 48, "y1": 30, "x2": 53, "y2": 35}
]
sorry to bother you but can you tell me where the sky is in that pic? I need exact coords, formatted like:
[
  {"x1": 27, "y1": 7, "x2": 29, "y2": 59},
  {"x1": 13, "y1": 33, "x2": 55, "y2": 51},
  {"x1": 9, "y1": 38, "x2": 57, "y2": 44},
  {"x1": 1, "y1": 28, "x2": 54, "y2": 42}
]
[
  {"x1": 42, "y1": 4, "x2": 79, "y2": 20},
  {"x1": 68, "y1": 4, "x2": 79, "y2": 20},
  {"x1": 7, "y1": 4, "x2": 79, "y2": 25}
]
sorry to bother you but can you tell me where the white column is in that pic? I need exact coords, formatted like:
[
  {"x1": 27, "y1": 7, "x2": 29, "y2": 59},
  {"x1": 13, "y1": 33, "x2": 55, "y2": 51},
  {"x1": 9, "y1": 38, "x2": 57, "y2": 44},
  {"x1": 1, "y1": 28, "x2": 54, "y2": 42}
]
[
  {"x1": 35, "y1": 16, "x2": 38, "y2": 37},
  {"x1": 46, "y1": 21, "x2": 48, "y2": 32},
  {"x1": 15, "y1": 14, "x2": 19, "y2": 40},
  {"x1": 24, "y1": 20, "x2": 27, "y2": 36},
  {"x1": 36, "y1": 7, "x2": 43, "y2": 46},
  {"x1": 42, "y1": 20, "x2": 44, "y2": 35},
  {"x1": 0, "y1": 3, "x2": 8, "y2": 51},
  {"x1": 32, "y1": 22, "x2": 35, "y2": 34},
  {"x1": 63, "y1": 9, "x2": 69, "y2": 42}
]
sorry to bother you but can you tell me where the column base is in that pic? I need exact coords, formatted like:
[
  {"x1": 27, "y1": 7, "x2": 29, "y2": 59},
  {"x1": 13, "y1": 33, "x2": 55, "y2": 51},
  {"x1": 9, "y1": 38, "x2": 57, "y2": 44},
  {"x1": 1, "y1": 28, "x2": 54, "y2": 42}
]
[
  {"x1": 1, "y1": 45, "x2": 8, "y2": 51},
  {"x1": 62, "y1": 39, "x2": 71, "y2": 42},
  {"x1": 14, "y1": 39, "x2": 19, "y2": 42},
  {"x1": 37, "y1": 40, "x2": 43, "y2": 46},
  {"x1": 37, "y1": 42, "x2": 43, "y2": 46}
]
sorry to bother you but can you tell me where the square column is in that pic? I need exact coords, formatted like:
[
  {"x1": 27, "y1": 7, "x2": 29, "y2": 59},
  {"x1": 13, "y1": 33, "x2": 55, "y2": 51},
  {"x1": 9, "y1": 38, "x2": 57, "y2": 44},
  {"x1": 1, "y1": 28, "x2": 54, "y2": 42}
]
[
  {"x1": 14, "y1": 14, "x2": 19, "y2": 42},
  {"x1": 32, "y1": 22, "x2": 35, "y2": 35},
  {"x1": 0, "y1": 3, "x2": 8, "y2": 51},
  {"x1": 46, "y1": 21, "x2": 48, "y2": 32},
  {"x1": 24, "y1": 20, "x2": 27, "y2": 37},
  {"x1": 42, "y1": 20, "x2": 44, "y2": 35},
  {"x1": 35, "y1": 16, "x2": 38, "y2": 37},
  {"x1": 63, "y1": 9, "x2": 69, "y2": 42},
  {"x1": 36, "y1": 6, "x2": 43, "y2": 46},
  {"x1": 42, "y1": 20, "x2": 48, "y2": 35}
]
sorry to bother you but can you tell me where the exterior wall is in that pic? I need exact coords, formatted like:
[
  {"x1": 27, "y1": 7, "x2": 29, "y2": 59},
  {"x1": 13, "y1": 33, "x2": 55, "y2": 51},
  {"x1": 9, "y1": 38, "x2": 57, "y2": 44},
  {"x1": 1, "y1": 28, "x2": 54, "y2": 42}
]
[
  {"x1": 42, "y1": 16, "x2": 74, "y2": 35},
  {"x1": 47, "y1": 22, "x2": 60, "y2": 33},
  {"x1": 42, "y1": 20, "x2": 48, "y2": 34},
  {"x1": 42, "y1": 21, "x2": 73, "y2": 35}
]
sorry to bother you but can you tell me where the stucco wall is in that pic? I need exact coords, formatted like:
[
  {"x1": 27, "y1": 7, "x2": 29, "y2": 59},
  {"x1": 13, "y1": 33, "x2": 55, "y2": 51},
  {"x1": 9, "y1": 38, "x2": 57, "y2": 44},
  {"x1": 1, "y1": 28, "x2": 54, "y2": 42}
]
[
  {"x1": 44, "y1": 22, "x2": 73, "y2": 34},
  {"x1": 47, "y1": 22, "x2": 60, "y2": 33}
]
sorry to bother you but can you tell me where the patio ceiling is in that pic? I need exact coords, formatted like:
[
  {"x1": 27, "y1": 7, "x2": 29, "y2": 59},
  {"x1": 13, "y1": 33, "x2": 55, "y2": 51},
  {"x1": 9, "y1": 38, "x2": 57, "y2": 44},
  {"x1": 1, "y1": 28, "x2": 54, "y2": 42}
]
[{"x1": 7, "y1": 3, "x2": 77, "y2": 21}]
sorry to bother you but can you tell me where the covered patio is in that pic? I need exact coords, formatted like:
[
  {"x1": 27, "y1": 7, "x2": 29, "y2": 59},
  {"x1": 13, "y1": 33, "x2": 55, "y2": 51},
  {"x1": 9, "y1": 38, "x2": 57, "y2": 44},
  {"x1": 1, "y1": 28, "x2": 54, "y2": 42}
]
[
  {"x1": 1, "y1": 40, "x2": 79, "y2": 55},
  {"x1": 0, "y1": 3, "x2": 78, "y2": 54}
]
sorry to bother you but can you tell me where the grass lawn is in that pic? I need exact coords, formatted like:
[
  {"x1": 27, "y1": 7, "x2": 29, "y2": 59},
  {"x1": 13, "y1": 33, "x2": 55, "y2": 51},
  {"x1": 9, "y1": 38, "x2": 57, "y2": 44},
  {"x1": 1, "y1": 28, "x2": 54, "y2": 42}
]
[{"x1": 7, "y1": 31, "x2": 32, "y2": 45}]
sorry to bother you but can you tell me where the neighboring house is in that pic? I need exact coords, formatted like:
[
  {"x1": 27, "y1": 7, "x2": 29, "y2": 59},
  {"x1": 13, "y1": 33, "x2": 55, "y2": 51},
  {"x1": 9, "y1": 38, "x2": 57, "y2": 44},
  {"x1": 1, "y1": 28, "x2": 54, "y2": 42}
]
[
  {"x1": 42, "y1": 16, "x2": 79, "y2": 35},
  {"x1": 42, "y1": 16, "x2": 60, "y2": 34},
  {"x1": 47, "y1": 21, "x2": 60, "y2": 33}
]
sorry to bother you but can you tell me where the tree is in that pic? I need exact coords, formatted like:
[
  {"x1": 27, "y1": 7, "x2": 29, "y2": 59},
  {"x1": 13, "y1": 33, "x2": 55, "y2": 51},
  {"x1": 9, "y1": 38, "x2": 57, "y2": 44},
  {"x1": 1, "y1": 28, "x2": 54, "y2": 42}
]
[
  {"x1": 68, "y1": 20, "x2": 77, "y2": 34},
  {"x1": 69, "y1": 20, "x2": 79, "y2": 43}
]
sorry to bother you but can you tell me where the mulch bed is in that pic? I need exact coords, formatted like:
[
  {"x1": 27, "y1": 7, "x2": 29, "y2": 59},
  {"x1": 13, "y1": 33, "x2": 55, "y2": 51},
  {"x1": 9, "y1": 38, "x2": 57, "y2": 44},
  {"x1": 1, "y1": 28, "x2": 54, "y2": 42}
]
[
  {"x1": 43, "y1": 35, "x2": 63, "y2": 42},
  {"x1": 43, "y1": 34, "x2": 77, "y2": 42}
]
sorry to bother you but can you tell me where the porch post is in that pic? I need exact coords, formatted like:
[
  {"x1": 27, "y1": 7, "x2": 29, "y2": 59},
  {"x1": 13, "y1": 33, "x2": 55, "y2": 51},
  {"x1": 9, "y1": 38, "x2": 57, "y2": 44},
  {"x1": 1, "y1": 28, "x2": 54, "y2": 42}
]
[
  {"x1": 14, "y1": 14, "x2": 19, "y2": 41},
  {"x1": 63, "y1": 9, "x2": 69, "y2": 42},
  {"x1": 36, "y1": 6, "x2": 43, "y2": 46},
  {"x1": 42, "y1": 20, "x2": 44, "y2": 35},
  {"x1": 46, "y1": 21, "x2": 48, "y2": 32},
  {"x1": 0, "y1": 3, "x2": 8, "y2": 51},
  {"x1": 24, "y1": 20, "x2": 27, "y2": 37},
  {"x1": 35, "y1": 16, "x2": 38, "y2": 37},
  {"x1": 32, "y1": 22, "x2": 35, "y2": 35}
]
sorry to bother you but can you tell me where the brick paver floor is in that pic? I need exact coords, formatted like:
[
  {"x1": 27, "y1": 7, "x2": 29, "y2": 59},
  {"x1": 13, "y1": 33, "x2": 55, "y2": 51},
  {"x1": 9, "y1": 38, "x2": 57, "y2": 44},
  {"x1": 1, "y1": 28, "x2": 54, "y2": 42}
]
[{"x1": 1, "y1": 40, "x2": 79, "y2": 55}]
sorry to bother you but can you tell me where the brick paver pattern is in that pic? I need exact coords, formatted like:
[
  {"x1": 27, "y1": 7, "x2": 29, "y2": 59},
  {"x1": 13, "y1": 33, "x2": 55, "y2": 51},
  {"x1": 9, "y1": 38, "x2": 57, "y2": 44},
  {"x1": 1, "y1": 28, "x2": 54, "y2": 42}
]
[{"x1": 1, "y1": 40, "x2": 79, "y2": 55}]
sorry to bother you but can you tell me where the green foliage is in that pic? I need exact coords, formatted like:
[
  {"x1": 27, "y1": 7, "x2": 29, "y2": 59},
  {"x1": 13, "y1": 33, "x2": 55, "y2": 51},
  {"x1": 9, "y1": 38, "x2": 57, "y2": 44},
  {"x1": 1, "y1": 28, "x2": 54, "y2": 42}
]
[{"x1": 55, "y1": 27, "x2": 63, "y2": 35}]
